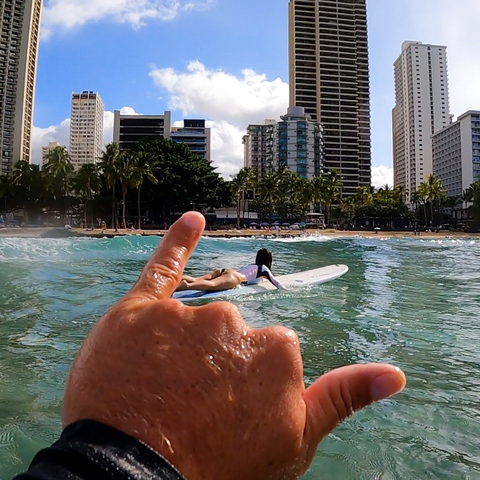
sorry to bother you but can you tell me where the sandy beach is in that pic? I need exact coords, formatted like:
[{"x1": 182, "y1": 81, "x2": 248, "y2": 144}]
[{"x1": 0, "y1": 226, "x2": 477, "y2": 240}]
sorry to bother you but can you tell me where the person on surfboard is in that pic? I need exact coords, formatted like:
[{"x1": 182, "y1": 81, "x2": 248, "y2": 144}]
[{"x1": 175, "y1": 248, "x2": 287, "y2": 292}]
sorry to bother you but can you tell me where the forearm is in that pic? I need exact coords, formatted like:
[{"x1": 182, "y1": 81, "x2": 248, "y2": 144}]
[
  {"x1": 261, "y1": 266, "x2": 288, "y2": 290},
  {"x1": 13, "y1": 420, "x2": 186, "y2": 480}
]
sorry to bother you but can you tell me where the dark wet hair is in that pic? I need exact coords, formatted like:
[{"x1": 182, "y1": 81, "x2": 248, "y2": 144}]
[{"x1": 255, "y1": 248, "x2": 272, "y2": 269}]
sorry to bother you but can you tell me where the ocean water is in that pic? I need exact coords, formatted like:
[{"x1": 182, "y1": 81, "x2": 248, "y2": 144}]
[{"x1": 1, "y1": 233, "x2": 480, "y2": 479}]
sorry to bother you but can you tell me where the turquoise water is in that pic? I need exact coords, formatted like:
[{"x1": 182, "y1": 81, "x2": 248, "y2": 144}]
[{"x1": 1, "y1": 233, "x2": 480, "y2": 479}]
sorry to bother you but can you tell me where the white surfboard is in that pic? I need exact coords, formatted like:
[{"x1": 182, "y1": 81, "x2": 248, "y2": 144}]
[{"x1": 172, "y1": 264, "x2": 348, "y2": 302}]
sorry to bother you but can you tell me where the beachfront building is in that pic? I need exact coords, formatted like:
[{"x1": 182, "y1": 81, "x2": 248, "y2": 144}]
[
  {"x1": 113, "y1": 110, "x2": 171, "y2": 151},
  {"x1": 170, "y1": 119, "x2": 211, "y2": 161},
  {"x1": 432, "y1": 111, "x2": 480, "y2": 198},
  {"x1": 243, "y1": 120, "x2": 277, "y2": 178},
  {"x1": 278, "y1": 106, "x2": 323, "y2": 180},
  {"x1": 392, "y1": 41, "x2": 451, "y2": 201},
  {"x1": 0, "y1": 0, "x2": 42, "y2": 174},
  {"x1": 243, "y1": 107, "x2": 323, "y2": 180},
  {"x1": 41, "y1": 141, "x2": 61, "y2": 167},
  {"x1": 69, "y1": 91, "x2": 104, "y2": 168},
  {"x1": 288, "y1": 0, "x2": 371, "y2": 195}
]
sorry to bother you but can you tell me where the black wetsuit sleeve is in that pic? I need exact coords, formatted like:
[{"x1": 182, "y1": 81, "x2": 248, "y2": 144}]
[{"x1": 13, "y1": 419, "x2": 186, "y2": 480}]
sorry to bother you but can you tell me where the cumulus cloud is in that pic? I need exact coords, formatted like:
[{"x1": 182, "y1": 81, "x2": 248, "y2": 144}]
[
  {"x1": 41, "y1": 0, "x2": 214, "y2": 39},
  {"x1": 150, "y1": 61, "x2": 289, "y2": 125},
  {"x1": 150, "y1": 61, "x2": 289, "y2": 177},
  {"x1": 371, "y1": 166, "x2": 394, "y2": 189},
  {"x1": 31, "y1": 119, "x2": 70, "y2": 166}
]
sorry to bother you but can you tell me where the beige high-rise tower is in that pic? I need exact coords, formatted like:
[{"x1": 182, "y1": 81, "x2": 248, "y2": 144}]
[
  {"x1": 69, "y1": 91, "x2": 104, "y2": 168},
  {"x1": 0, "y1": 0, "x2": 42, "y2": 174},
  {"x1": 288, "y1": 0, "x2": 371, "y2": 195},
  {"x1": 392, "y1": 41, "x2": 450, "y2": 200}
]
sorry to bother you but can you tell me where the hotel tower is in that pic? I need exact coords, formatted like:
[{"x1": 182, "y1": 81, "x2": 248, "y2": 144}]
[
  {"x1": 0, "y1": 0, "x2": 42, "y2": 174},
  {"x1": 69, "y1": 91, "x2": 104, "y2": 168},
  {"x1": 392, "y1": 41, "x2": 450, "y2": 200},
  {"x1": 288, "y1": 0, "x2": 371, "y2": 195}
]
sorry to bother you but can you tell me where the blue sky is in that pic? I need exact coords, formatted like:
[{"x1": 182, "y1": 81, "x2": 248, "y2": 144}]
[{"x1": 33, "y1": 0, "x2": 480, "y2": 187}]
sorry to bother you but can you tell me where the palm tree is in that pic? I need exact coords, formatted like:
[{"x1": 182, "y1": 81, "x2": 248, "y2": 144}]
[
  {"x1": 42, "y1": 146, "x2": 74, "y2": 224},
  {"x1": 230, "y1": 167, "x2": 257, "y2": 228},
  {"x1": 130, "y1": 147, "x2": 158, "y2": 229},
  {"x1": 257, "y1": 170, "x2": 280, "y2": 223},
  {"x1": 99, "y1": 142, "x2": 121, "y2": 230},
  {"x1": 340, "y1": 197, "x2": 355, "y2": 224},
  {"x1": 11, "y1": 160, "x2": 44, "y2": 224},
  {"x1": 354, "y1": 185, "x2": 374, "y2": 206},
  {"x1": 377, "y1": 184, "x2": 393, "y2": 202},
  {"x1": 416, "y1": 184, "x2": 429, "y2": 227},
  {"x1": 392, "y1": 184, "x2": 408, "y2": 204},
  {"x1": 115, "y1": 150, "x2": 137, "y2": 229},
  {"x1": 424, "y1": 174, "x2": 446, "y2": 227},
  {"x1": 74, "y1": 164, "x2": 101, "y2": 228},
  {"x1": 319, "y1": 169, "x2": 343, "y2": 226},
  {"x1": 310, "y1": 175, "x2": 324, "y2": 213},
  {"x1": 0, "y1": 174, "x2": 10, "y2": 217}
]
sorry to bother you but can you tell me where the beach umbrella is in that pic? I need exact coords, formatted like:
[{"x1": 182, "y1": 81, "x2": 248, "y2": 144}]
[
  {"x1": 282, "y1": 222, "x2": 290, "y2": 226},
  {"x1": 261, "y1": 222, "x2": 269, "y2": 226}
]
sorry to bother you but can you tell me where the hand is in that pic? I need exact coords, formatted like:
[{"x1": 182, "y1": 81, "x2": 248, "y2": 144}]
[{"x1": 62, "y1": 212, "x2": 406, "y2": 480}]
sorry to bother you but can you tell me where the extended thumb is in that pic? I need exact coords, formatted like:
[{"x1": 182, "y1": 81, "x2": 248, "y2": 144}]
[{"x1": 303, "y1": 363, "x2": 406, "y2": 448}]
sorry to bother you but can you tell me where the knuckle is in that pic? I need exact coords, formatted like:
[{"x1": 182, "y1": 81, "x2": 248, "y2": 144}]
[{"x1": 266, "y1": 325, "x2": 300, "y2": 349}]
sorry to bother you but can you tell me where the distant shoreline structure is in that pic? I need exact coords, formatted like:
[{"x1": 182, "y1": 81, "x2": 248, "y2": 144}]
[{"x1": 0, "y1": 227, "x2": 477, "y2": 240}]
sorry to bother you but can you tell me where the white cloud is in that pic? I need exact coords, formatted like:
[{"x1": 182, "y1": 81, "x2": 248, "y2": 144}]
[
  {"x1": 150, "y1": 61, "x2": 289, "y2": 177},
  {"x1": 402, "y1": 0, "x2": 480, "y2": 120},
  {"x1": 371, "y1": 166, "x2": 393, "y2": 189},
  {"x1": 41, "y1": 0, "x2": 214, "y2": 39},
  {"x1": 150, "y1": 61, "x2": 289, "y2": 125},
  {"x1": 31, "y1": 119, "x2": 70, "y2": 165}
]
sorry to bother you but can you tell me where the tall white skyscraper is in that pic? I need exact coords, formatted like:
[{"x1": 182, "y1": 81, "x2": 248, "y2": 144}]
[
  {"x1": 0, "y1": 0, "x2": 42, "y2": 174},
  {"x1": 392, "y1": 41, "x2": 451, "y2": 199},
  {"x1": 69, "y1": 91, "x2": 104, "y2": 168}
]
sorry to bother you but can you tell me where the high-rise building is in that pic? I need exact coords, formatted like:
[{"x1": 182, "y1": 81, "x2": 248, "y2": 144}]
[
  {"x1": 432, "y1": 111, "x2": 480, "y2": 198},
  {"x1": 170, "y1": 119, "x2": 211, "y2": 161},
  {"x1": 278, "y1": 106, "x2": 323, "y2": 180},
  {"x1": 69, "y1": 91, "x2": 104, "y2": 168},
  {"x1": 392, "y1": 41, "x2": 451, "y2": 200},
  {"x1": 0, "y1": 0, "x2": 42, "y2": 175},
  {"x1": 243, "y1": 107, "x2": 324, "y2": 180},
  {"x1": 243, "y1": 120, "x2": 277, "y2": 178},
  {"x1": 288, "y1": 0, "x2": 371, "y2": 195},
  {"x1": 113, "y1": 110, "x2": 171, "y2": 151}
]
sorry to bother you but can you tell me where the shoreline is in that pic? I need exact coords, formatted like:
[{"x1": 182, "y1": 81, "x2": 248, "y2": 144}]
[{"x1": 0, "y1": 226, "x2": 478, "y2": 240}]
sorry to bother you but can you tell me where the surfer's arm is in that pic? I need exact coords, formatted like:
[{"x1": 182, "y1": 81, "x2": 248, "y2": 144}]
[
  {"x1": 13, "y1": 419, "x2": 185, "y2": 480},
  {"x1": 260, "y1": 265, "x2": 288, "y2": 290}
]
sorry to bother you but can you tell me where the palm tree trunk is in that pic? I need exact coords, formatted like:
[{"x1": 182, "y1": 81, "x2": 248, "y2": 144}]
[
  {"x1": 111, "y1": 183, "x2": 116, "y2": 230},
  {"x1": 430, "y1": 202, "x2": 435, "y2": 228},
  {"x1": 236, "y1": 194, "x2": 241, "y2": 229},
  {"x1": 122, "y1": 191, "x2": 127, "y2": 229},
  {"x1": 423, "y1": 203, "x2": 428, "y2": 227},
  {"x1": 137, "y1": 180, "x2": 143, "y2": 230}
]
